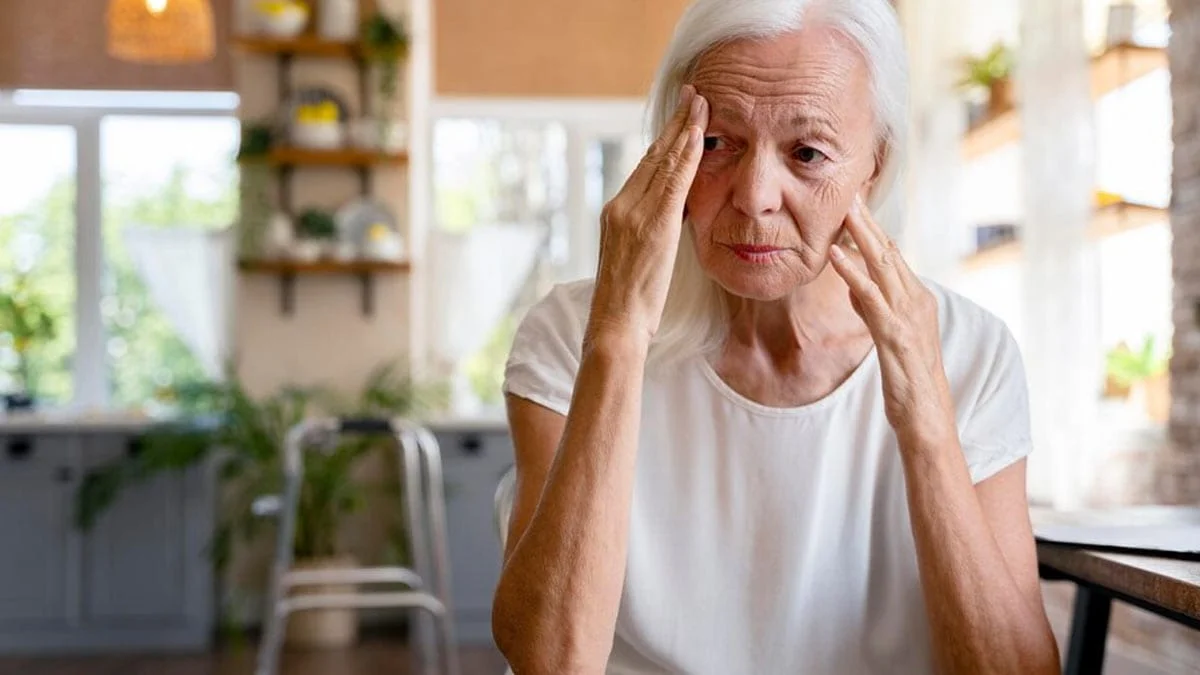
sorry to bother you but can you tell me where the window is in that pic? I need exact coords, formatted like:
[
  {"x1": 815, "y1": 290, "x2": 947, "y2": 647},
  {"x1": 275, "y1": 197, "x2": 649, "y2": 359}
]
[
  {"x1": 0, "y1": 91, "x2": 239, "y2": 410},
  {"x1": 428, "y1": 101, "x2": 644, "y2": 413}
]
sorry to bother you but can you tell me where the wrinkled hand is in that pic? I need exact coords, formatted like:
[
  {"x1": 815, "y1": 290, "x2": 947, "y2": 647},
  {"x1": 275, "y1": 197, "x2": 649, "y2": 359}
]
[
  {"x1": 588, "y1": 85, "x2": 709, "y2": 345},
  {"x1": 829, "y1": 197, "x2": 956, "y2": 447}
]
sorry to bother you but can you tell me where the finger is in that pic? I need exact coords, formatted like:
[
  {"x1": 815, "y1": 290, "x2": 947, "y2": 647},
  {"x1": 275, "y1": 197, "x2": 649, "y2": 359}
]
[
  {"x1": 829, "y1": 244, "x2": 889, "y2": 324},
  {"x1": 624, "y1": 85, "x2": 698, "y2": 195},
  {"x1": 647, "y1": 95, "x2": 708, "y2": 203},
  {"x1": 843, "y1": 196, "x2": 907, "y2": 294}
]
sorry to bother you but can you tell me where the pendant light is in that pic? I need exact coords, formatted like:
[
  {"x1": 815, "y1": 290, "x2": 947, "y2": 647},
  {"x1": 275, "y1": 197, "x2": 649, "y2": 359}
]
[{"x1": 107, "y1": 0, "x2": 216, "y2": 64}]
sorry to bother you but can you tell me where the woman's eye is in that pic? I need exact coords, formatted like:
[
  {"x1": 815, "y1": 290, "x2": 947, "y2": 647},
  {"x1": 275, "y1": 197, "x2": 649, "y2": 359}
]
[
  {"x1": 703, "y1": 136, "x2": 725, "y2": 152},
  {"x1": 794, "y1": 146, "x2": 828, "y2": 164}
]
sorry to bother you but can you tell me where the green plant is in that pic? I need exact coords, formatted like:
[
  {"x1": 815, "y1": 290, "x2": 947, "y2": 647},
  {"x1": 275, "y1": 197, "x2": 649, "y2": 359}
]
[
  {"x1": 361, "y1": 13, "x2": 410, "y2": 123},
  {"x1": 296, "y1": 208, "x2": 337, "y2": 240},
  {"x1": 956, "y1": 42, "x2": 1014, "y2": 93},
  {"x1": 1106, "y1": 334, "x2": 1170, "y2": 388},
  {"x1": 0, "y1": 271, "x2": 58, "y2": 394},
  {"x1": 75, "y1": 361, "x2": 447, "y2": 568},
  {"x1": 236, "y1": 122, "x2": 275, "y2": 162}
]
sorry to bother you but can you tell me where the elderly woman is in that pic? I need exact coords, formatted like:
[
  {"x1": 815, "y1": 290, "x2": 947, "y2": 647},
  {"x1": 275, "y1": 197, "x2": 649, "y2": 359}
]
[{"x1": 492, "y1": 0, "x2": 1060, "y2": 673}]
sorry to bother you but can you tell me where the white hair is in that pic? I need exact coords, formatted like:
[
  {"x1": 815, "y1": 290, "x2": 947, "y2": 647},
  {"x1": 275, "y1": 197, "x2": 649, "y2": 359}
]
[{"x1": 645, "y1": 0, "x2": 909, "y2": 368}]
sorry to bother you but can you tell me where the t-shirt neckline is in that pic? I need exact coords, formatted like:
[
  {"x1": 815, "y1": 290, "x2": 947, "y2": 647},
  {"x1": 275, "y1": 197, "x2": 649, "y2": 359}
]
[{"x1": 696, "y1": 344, "x2": 879, "y2": 417}]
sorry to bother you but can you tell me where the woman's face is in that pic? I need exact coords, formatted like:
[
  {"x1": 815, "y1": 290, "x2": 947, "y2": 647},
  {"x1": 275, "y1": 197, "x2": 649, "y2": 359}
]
[{"x1": 686, "y1": 26, "x2": 881, "y2": 301}]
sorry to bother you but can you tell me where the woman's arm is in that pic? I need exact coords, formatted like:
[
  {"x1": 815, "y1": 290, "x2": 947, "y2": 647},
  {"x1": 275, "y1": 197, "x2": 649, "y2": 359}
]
[
  {"x1": 900, "y1": 430, "x2": 1060, "y2": 674},
  {"x1": 829, "y1": 197, "x2": 1059, "y2": 674},
  {"x1": 492, "y1": 87, "x2": 709, "y2": 675}
]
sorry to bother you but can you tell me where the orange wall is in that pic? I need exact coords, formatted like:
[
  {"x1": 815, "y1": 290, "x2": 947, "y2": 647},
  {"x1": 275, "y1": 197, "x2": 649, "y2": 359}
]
[
  {"x1": 0, "y1": 0, "x2": 233, "y2": 91},
  {"x1": 434, "y1": 0, "x2": 693, "y2": 97}
]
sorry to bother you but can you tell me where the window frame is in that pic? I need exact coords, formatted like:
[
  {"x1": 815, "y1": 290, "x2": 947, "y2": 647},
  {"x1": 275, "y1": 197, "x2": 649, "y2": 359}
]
[{"x1": 0, "y1": 91, "x2": 238, "y2": 409}]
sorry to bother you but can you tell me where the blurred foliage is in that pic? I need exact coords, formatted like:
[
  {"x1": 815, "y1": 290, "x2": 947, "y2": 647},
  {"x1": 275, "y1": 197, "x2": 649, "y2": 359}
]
[
  {"x1": 75, "y1": 361, "x2": 448, "y2": 567},
  {"x1": 956, "y1": 42, "x2": 1015, "y2": 92},
  {"x1": 0, "y1": 158, "x2": 237, "y2": 407},
  {"x1": 1106, "y1": 333, "x2": 1171, "y2": 387},
  {"x1": 462, "y1": 312, "x2": 518, "y2": 406},
  {"x1": 0, "y1": 270, "x2": 58, "y2": 394}
]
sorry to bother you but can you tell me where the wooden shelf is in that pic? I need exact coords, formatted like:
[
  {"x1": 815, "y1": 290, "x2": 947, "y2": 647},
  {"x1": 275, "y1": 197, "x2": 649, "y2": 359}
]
[
  {"x1": 238, "y1": 258, "x2": 411, "y2": 316},
  {"x1": 233, "y1": 36, "x2": 360, "y2": 58},
  {"x1": 238, "y1": 259, "x2": 410, "y2": 274},
  {"x1": 265, "y1": 147, "x2": 408, "y2": 167},
  {"x1": 962, "y1": 240, "x2": 1023, "y2": 271},
  {"x1": 960, "y1": 201, "x2": 1167, "y2": 272},
  {"x1": 962, "y1": 44, "x2": 1167, "y2": 159},
  {"x1": 1090, "y1": 200, "x2": 1167, "y2": 238}
]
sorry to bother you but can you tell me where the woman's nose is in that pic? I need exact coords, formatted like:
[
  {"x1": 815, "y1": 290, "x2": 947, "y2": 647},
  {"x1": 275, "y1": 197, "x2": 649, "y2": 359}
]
[{"x1": 730, "y1": 148, "x2": 784, "y2": 218}]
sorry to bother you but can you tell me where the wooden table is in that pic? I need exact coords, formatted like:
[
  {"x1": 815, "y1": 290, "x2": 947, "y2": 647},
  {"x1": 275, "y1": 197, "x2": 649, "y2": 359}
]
[{"x1": 1033, "y1": 507, "x2": 1200, "y2": 675}]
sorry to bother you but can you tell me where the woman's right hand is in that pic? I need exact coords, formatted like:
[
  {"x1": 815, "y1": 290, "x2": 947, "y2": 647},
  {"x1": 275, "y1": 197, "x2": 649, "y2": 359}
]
[{"x1": 588, "y1": 84, "x2": 709, "y2": 345}]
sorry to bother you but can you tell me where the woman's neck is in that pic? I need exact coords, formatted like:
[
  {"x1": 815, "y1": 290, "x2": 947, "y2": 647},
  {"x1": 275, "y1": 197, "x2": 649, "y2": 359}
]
[{"x1": 712, "y1": 254, "x2": 875, "y2": 408}]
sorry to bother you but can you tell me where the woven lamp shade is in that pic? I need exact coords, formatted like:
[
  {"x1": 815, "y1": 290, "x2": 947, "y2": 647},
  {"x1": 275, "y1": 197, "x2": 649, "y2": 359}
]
[{"x1": 107, "y1": 0, "x2": 215, "y2": 64}]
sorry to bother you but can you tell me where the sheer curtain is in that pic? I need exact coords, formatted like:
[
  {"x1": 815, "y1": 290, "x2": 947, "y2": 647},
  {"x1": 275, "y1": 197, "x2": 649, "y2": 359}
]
[
  {"x1": 1017, "y1": 0, "x2": 1100, "y2": 508},
  {"x1": 122, "y1": 226, "x2": 234, "y2": 379}
]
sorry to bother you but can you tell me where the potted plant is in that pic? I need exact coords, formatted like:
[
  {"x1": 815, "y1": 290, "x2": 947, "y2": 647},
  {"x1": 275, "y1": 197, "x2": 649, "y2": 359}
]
[
  {"x1": 294, "y1": 208, "x2": 338, "y2": 260},
  {"x1": 74, "y1": 362, "x2": 448, "y2": 649},
  {"x1": 1105, "y1": 335, "x2": 1171, "y2": 423},
  {"x1": 0, "y1": 272, "x2": 57, "y2": 410},
  {"x1": 359, "y1": 12, "x2": 410, "y2": 151},
  {"x1": 956, "y1": 42, "x2": 1015, "y2": 119},
  {"x1": 237, "y1": 121, "x2": 277, "y2": 259}
]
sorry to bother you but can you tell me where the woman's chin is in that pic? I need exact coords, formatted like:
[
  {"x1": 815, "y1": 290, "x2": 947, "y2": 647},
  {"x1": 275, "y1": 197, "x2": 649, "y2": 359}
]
[{"x1": 703, "y1": 262, "x2": 812, "y2": 302}]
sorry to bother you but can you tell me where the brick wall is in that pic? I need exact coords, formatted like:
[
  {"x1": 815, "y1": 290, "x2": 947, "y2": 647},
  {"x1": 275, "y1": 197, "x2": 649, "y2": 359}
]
[{"x1": 1165, "y1": 0, "x2": 1200, "y2": 504}]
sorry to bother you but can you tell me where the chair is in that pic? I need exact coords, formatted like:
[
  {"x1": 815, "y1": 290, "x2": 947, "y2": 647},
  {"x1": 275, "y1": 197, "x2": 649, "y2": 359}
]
[
  {"x1": 255, "y1": 417, "x2": 461, "y2": 675},
  {"x1": 493, "y1": 465, "x2": 517, "y2": 675}
]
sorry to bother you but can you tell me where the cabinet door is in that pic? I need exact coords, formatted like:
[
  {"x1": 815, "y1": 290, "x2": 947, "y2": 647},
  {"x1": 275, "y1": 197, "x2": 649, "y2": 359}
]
[
  {"x1": 0, "y1": 436, "x2": 74, "y2": 626},
  {"x1": 436, "y1": 427, "x2": 515, "y2": 644},
  {"x1": 81, "y1": 435, "x2": 187, "y2": 622}
]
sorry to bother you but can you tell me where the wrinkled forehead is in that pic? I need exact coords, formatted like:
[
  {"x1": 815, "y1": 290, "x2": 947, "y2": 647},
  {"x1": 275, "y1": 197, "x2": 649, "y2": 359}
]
[{"x1": 688, "y1": 26, "x2": 873, "y2": 134}]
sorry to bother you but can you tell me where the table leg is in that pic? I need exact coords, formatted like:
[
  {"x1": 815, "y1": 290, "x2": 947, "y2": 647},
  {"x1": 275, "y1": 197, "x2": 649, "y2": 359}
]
[{"x1": 1064, "y1": 585, "x2": 1112, "y2": 675}]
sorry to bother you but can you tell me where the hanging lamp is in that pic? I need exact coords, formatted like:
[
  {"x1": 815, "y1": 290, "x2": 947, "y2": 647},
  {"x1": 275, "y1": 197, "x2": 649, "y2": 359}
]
[{"x1": 107, "y1": 0, "x2": 216, "y2": 64}]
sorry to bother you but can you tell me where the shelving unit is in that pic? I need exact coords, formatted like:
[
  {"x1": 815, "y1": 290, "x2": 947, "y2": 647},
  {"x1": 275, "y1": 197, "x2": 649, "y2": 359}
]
[
  {"x1": 234, "y1": 29, "x2": 409, "y2": 317},
  {"x1": 238, "y1": 259, "x2": 411, "y2": 316},
  {"x1": 960, "y1": 201, "x2": 1168, "y2": 271},
  {"x1": 963, "y1": 44, "x2": 1167, "y2": 159}
]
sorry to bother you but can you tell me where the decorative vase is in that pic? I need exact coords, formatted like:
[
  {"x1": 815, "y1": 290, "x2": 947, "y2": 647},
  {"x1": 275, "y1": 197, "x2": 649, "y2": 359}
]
[
  {"x1": 266, "y1": 212, "x2": 294, "y2": 259},
  {"x1": 289, "y1": 239, "x2": 322, "y2": 262},
  {"x1": 316, "y1": 0, "x2": 358, "y2": 41},
  {"x1": 987, "y1": 78, "x2": 1014, "y2": 117},
  {"x1": 1138, "y1": 372, "x2": 1170, "y2": 424},
  {"x1": 284, "y1": 556, "x2": 359, "y2": 649}
]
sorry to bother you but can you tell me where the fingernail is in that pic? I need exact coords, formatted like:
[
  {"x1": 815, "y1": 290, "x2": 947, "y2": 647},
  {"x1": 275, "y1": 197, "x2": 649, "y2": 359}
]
[
  {"x1": 690, "y1": 92, "x2": 704, "y2": 119},
  {"x1": 830, "y1": 244, "x2": 846, "y2": 261},
  {"x1": 688, "y1": 125, "x2": 701, "y2": 148},
  {"x1": 677, "y1": 84, "x2": 695, "y2": 107}
]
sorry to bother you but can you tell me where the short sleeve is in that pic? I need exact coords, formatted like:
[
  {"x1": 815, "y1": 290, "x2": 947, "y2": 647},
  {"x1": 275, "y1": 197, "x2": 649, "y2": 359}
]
[
  {"x1": 502, "y1": 281, "x2": 593, "y2": 416},
  {"x1": 958, "y1": 325, "x2": 1033, "y2": 484}
]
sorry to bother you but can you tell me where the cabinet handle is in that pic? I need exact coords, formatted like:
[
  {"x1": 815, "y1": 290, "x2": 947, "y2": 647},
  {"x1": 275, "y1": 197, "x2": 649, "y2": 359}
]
[
  {"x1": 5, "y1": 437, "x2": 33, "y2": 460},
  {"x1": 461, "y1": 434, "x2": 483, "y2": 456},
  {"x1": 56, "y1": 467, "x2": 74, "y2": 483}
]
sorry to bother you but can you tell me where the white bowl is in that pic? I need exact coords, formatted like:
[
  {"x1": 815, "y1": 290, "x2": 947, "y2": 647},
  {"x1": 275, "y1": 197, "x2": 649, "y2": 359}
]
[
  {"x1": 289, "y1": 240, "x2": 322, "y2": 262},
  {"x1": 291, "y1": 122, "x2": 344, "y2": 150},
  {"x1": 258, "y1": 7, "x2": 308, "y2": 38}
]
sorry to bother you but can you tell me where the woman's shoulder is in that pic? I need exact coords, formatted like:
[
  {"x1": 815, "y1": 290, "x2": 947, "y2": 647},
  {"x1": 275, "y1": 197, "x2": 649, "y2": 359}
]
[
  {"x1": 501, "y1": 279, "x2": 595, "y2": 415},
  {"x1": 923, "y1": 277, "x2": 1019, "y2": 358}
]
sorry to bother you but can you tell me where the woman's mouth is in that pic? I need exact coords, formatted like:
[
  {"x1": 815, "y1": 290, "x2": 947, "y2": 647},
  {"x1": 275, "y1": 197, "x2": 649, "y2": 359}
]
[{"x1": 727, "y1": 244, "x2": 785, "y2": 263}]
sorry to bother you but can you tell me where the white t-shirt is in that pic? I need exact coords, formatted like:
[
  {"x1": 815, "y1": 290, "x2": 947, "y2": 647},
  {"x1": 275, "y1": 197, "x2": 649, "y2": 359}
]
[{"x1": 502, "y1": 278, "x2": 1032, "y2": 675}]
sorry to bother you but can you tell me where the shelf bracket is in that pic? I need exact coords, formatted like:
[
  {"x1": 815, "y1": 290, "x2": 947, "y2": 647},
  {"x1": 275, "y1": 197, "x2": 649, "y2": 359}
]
[
  {"x1": 280, "y1": 272, "x2": 296, "y2": 316},
  {"x1": 360, "y1": 272, "x2": 375, "y2": 317}
]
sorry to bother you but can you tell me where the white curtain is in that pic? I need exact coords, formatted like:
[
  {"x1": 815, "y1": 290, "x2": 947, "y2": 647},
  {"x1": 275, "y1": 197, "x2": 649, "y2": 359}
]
[
  {"x1": 1017, "y1": 0, "x2": 1101, "y2": 508},
  {"x1": 426, "y1": 224, "x2": 545, "y2": 408},
  {"x1": 122, "y1": 226, "x2": 235, "y2": 379}
]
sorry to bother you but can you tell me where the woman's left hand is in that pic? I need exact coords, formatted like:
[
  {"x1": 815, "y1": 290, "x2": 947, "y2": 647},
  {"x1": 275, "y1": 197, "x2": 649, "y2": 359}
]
[{"x1": 828, "y1": 195, "x2": 956, "y2": 448}]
